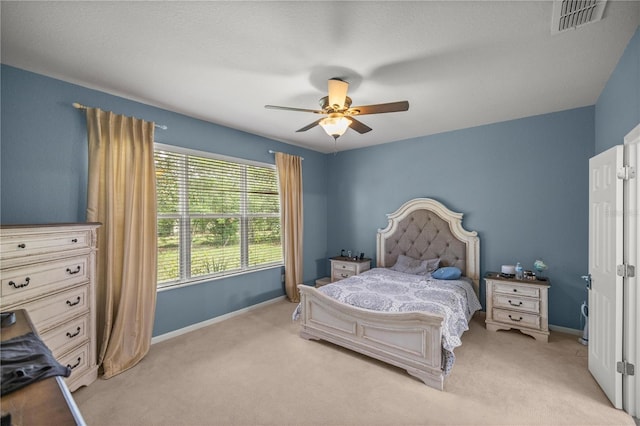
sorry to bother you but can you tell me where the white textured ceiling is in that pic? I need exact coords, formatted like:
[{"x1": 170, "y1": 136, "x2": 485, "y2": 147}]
[{"x1": 2, "y1": 1, "x2": 639, "y2": 153}]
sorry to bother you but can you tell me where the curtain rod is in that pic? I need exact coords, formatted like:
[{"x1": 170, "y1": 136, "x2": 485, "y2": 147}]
[
  {"x1": 72, "y1": 102, "x2": 168, "y2": 130},
  {"x1": 268, "y1": 150, "x2": 304, "y2": 160}
]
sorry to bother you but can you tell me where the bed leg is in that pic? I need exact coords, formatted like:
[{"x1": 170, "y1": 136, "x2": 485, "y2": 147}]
[
  {"x1": 406, "y1": 368, "x2": 444, "y2": 391},
  {"x1": 299, "y1": 330, "x2": 320, "y2": 341}
]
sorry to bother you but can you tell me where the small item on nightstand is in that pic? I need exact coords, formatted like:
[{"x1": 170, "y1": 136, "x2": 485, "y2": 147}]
[
  {"x1": 340, "y1": 249, "x2": 345, "y2": 257},
  {"x1": 501, "y1": 265, "x2": 516, "y2": 275},
  {"x1": 515, "y1": 262, "x2": 524, "y2": 280},
  {"x1": 359, "y1": 252, "x2": 364, "y2": 260},
  {"x1": 500, "y1": 265, "x2": 515, "y2": 278}
]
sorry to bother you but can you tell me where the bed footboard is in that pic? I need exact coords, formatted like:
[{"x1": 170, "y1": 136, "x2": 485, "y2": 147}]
[{"x1": 297, "y1": 285, "x2": 445, "y2": 390}]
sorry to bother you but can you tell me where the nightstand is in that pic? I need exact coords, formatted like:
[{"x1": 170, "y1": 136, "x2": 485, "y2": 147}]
[
  {"x1": 484, "y1": 272, "x2": 550, "y2": 342},
  {"x1": 329, "y1": 256, "x2": 371, "y2": 282}
]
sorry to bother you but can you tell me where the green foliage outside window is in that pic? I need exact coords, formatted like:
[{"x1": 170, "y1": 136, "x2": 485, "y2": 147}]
[{"x1": 155, "y1": 147, "x2": 283, "y2": 286}]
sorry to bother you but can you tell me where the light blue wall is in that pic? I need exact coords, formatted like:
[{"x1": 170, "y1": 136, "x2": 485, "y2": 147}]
[
  {"x1": 595, "y1": 26, "x2": 640, "y2": 153},
  {"x1": 0, "y1": 65, "x2": 328, "y2": 336},
  {"x1": 327, "y1": 107, "x2": 595, "y2": 329}
]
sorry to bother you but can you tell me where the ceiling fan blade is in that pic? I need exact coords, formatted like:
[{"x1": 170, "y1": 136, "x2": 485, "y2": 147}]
[
  {"x1": 328, "y1": 78, "x2": 349, "y2": 110},
  {"x1": 347, "y1": 117, "x2": 372, "y2": 134},
  {"x1": 295, "y1": 118, "x2": 323, "y2": 132},
  {"x1": 347, "y1": 101, "x2": 409, "y2": 116},
  {"x1": 265, "y1": 105, "x2": 325, "y2": 114}
]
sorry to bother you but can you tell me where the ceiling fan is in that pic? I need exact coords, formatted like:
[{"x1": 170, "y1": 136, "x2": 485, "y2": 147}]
[{"x1": 265, "y1": 78, "x2": 409, "y2": 141}]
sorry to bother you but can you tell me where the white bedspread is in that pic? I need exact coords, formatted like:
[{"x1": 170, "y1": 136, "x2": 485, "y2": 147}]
[{"x1": 293, "y1": 268, "x2": 481, "y2": 374}]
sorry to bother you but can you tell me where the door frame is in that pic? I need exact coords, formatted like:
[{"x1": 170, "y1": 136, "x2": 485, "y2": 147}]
[{"x1": 623, "y1": 123, "x2": 639, "y2": 417}]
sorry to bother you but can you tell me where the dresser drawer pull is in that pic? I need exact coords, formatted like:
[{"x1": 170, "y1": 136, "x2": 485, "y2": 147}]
[
  {"x1": 508, "y1": 300, "x2": 523, "y2": 307},
  {"x1": 71, "y1": 238, "x2": 78, "y2": 243},
  {"x1": 508, "y1": 315, "x2": 523, "y2": 322},
  {"x1": 66, "y1": 297, "x2": 81, "y2": 307},
  {"x1": 66, "y1": 266, "x2": 81, "y2": 275},
  {"x1": 8, "y1": 277, "x2": 31, "y2": 289},
  {"x1": 340, "y1": 273, "x2": 349, "y2": 278},
  {"x1": 67, "y1": 357, "x2": 82, "y2": 370},
  {"x1": 66, "y1": 327, "x2": 82, "y2": 338},
  {"x1": 17, "y1": 243, "x2": 26, "y2": 249}
]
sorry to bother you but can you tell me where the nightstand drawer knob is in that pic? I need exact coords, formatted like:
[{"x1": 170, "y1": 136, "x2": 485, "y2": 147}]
[
  {"x1": 513, "y1": 289, "x2": 517, "y2": 292},
  {"x1": 508, "y1": 300, "x2": 523, "y2": 307},
  {"x1": 508, "y1": 315, "x2": 523, "y2": 322}
]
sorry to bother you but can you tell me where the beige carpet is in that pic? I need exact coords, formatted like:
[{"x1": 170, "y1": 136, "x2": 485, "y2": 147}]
[{"x1": 73, "y1": 299, "x2": 633, "y2": 425}]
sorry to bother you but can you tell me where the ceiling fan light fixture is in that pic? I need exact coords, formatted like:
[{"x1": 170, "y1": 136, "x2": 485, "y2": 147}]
[{"x1": 319, "y1": 113, "x2": 352, "y2": 139}]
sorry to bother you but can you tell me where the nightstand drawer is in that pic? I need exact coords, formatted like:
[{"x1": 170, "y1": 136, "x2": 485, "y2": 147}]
[
  {"x1": 333, "y1": 269, "x2": 356, "y2": 281},
  {"x1": 493, "y1": 308, "x2": 540, "y2": 329},
  {"x1": 329, "y1": 257, "x2": 371, "y2": 283},
  {"x1": 493, "y1": 282, "x2": 540, "y2": 298},
  {"x1": 493, "y1": 294, "x2": 540, "y2": 314},
  {"x1": 333, "y1": 262, "x2": 357, "y2": 272}
]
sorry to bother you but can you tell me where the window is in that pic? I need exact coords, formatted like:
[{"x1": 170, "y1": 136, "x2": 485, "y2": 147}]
[{"x1": 154, "y1": 144, "x2": 282, "y2": 288}]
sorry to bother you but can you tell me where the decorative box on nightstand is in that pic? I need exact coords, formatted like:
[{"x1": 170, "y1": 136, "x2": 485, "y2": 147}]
[
  {"x1": 329, "y1": 256, "x2": 371, "y2": 282},
  {"x1": 484, "y1": 272, "x2": 550, "y2": 342}
]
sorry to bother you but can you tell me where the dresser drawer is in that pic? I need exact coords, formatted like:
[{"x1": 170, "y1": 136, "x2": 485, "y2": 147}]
[
  {"x1": 16, "y1": 285, "x2": 89, "y2": 334},
  {"x1": 1, "y1": 256, "x2": 89, "y2": 305},
  {"x1": 0, "y1": 230, "x2": 91, "y2": 261},
  {"x1": 493, "y1": 294, "x2": 540, "y2": 314},
  {"x1": 492, "y1": 308, "x2": 541, "y2": 329},
  {"x1": 41, "y1": 315, "x2": 89, "y2": 358},
  {"x1": 59, "y1": 341, "x2": 90, "y2": 381},
  {"x1": 493, "y1": 282, "x2": 540, "y2": 298}
]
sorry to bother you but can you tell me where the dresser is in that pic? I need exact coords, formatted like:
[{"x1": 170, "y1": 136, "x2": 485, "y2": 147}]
[
  {"x1": 484, "y1": 272, "x2": 550, "y2": 342},
  {"x1": 1, "y1": 309, "x2": 87, "y2": 425},
  {"x1": 329, "y1": 256, "x2": 371, "y2": 282},
  {"x1": 0, "y1": 223, "x2": 100, "y2": 391}
]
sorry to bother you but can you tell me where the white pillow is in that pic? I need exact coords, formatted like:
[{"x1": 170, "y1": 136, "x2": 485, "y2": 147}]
[{"x1": 390, "y1": 255, "x2": 440, "y2": 275}]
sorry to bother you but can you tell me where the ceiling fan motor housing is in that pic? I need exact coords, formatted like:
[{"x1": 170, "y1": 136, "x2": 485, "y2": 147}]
[{"x1": 320, "y1": 95, "x2": 352, "y2": 113}]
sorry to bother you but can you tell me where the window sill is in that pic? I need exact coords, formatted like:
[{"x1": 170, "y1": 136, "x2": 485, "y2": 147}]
[{"x1": 156, "y1": 263, "x2": 284, "y2": 293}]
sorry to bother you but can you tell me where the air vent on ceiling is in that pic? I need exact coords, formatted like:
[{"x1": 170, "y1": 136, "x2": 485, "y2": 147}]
[{"x1": 551, "y1": 0, "x2": 607, "y2": 34}]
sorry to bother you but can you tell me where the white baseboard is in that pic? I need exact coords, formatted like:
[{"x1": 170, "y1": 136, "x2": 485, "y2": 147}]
[
  {"x1": 549, "y1": 324, "x2": 582, "y2": 336},
  {"x1": 151, "y1": 296, "x2": 286, "y2": 345}
]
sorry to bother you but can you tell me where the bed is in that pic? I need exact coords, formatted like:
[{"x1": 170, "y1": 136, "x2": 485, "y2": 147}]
[{"x1": 295, "y1": 198, "x2": 480, "y2": 390}]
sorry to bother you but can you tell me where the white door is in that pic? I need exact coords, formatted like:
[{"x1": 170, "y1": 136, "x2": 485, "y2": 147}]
[{"x1": 588, "y1": 145, "x2": 624, "y2": 408}]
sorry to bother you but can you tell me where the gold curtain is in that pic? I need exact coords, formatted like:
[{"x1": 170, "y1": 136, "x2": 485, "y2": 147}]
[
  {"x1": 275, "y1": 152, "x2": 304, "y2": 302},
  {"x1": 86, "y1": 108, "x2": 158, "y2": 379}
]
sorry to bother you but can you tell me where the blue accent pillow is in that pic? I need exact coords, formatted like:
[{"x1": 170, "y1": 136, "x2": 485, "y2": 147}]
[{"x1": 432, "y1": 266, "x2": 462, "y2": 280}]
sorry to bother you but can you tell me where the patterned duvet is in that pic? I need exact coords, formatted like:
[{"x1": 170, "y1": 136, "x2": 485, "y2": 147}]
[{"x1": 293, "y1": 268, "x2": 481, "y2": 375}]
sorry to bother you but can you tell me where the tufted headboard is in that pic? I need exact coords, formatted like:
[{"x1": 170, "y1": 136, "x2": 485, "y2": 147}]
[{"x1": 376, "y1": 198, "x2": 480, "y2": 296}]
